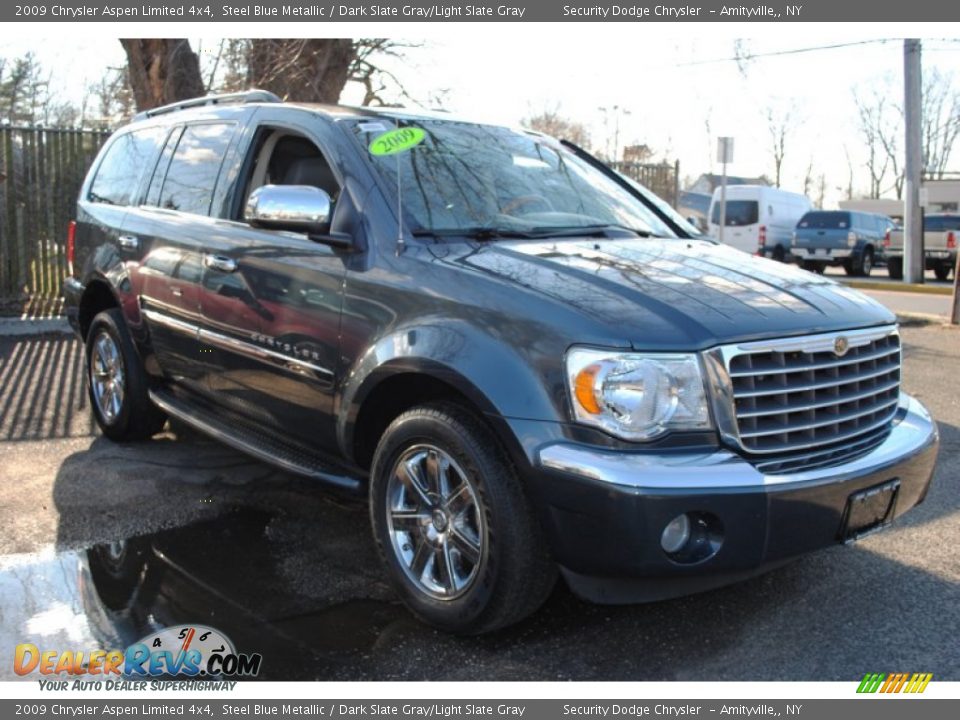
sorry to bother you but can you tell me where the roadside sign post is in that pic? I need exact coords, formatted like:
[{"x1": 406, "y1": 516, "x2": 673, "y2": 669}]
[
  {"x1": 717, "y1": 137, "x2": 734, "y2": 245},
  {"x1": 951, "y1": 251, "x2": 960, "y2": 325}
]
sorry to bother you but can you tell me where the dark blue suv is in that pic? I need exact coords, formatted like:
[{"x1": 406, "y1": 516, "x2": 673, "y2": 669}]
[{"x1": 64, "y1": 92, "x2": 939, "y2": 633}]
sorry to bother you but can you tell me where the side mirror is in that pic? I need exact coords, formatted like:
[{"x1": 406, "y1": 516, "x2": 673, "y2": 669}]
[{"x1": 245, "y1": 185, "x2": 350, "y2": 247}]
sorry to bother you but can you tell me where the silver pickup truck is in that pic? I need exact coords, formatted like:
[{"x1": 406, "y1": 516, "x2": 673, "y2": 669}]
[{"x1": 884, "y1": 213, "x2": 959, "y2": 280}]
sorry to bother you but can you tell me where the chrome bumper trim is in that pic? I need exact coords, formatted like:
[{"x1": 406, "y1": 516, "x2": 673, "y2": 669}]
[{"x1": 537, "y1": 393, "x2": 937, "y2": 491}]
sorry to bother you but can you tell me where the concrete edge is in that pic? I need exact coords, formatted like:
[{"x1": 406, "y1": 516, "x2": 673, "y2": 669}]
[
  {"x1": 0, "y1": 317, "x2": 72, "y2": 337},
  {"x1": 842, "y1": 279, "x2": 954, "y2": 296}
]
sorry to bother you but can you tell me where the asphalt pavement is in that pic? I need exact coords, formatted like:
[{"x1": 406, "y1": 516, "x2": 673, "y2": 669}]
[{"x1": 0, "y1": 324, "x2": 958, "y2": 681}]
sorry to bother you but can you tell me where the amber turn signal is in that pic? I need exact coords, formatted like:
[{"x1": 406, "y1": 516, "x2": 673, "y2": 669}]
[{"x1": 574, "y1": 363, "x2": 604, "y2": 415}]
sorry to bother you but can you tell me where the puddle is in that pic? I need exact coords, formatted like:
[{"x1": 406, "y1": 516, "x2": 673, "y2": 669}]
[{"x1": 0, "y1": 510, "x2": 412, "y2": 680}]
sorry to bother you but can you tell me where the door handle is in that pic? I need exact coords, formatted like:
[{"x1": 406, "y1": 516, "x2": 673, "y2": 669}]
[
  {"x1": 118, "y1": 235, "x2": 139, "y2": 250},
  {"x1": 204, "y1": 255, "x2": 238, "y2": 273}
]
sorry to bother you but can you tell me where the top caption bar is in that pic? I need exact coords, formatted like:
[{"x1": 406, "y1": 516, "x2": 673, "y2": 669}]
[{"x1": 6, "y1": 0, "x2": 960, "y2": 22}]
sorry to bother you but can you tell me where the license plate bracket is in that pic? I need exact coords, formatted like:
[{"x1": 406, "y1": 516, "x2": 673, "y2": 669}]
[{"x1": 840, "y1": 479, "x2": 900, "y2": 543}]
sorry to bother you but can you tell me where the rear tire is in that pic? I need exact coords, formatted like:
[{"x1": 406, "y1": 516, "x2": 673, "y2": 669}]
[
  {"x1": 772, "y1": 245, "x2": 786, "y2": 263},
  {"x1": 934, "y1": 263, "x2": 952, "y2": 281},
  {"x1": 369, "y1": 402, "x2": 556, "y2": 634},
  {"x1": 86, "y1": 308, "x2": 166, "y2": 441},
  {"x1": 887, "y1": 258, "x2": 903, "y2": 280},
  {"x1": 857, "y1": 247, "x2": 874, "y2": 277}
]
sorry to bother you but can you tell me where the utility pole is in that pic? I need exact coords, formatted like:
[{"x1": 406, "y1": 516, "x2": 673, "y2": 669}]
[
  {"x1": 903, "y1": 39, "x2": 924, "y2": 284},
  {"x1": 717, "y1": 137, "x2": 734, "y2": 245}
]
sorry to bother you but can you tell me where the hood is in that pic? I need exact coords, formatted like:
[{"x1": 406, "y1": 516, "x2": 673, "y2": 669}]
[{"x1": 438, "y1": 237, "x2": 895, "y2": 350}]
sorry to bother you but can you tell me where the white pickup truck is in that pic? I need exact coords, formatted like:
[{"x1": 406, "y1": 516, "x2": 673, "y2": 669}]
[{"x1": 883, "y1": 213, "x2": 959, "y2": 280}]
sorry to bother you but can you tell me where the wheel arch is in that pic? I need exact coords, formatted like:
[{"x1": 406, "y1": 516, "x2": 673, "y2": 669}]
[
  {"x1": 339, "y1": 325, "x2": 559, "y2": 471},
  {"x1": 77, "y1": 277, "x2": 121, "y2": 340}
]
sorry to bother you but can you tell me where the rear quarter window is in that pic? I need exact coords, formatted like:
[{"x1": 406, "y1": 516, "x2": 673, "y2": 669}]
[
  {"x1": 88, "y1": 127, "x2": 165, "y2": 206},
  {"x1": 925, "y1": 216, "x2": 960, "y2": 232},
  {"x1": 157, "y1": 123, "x2": 235, "y2": 216},
  {"x1": 797, "y1": 212, "x2": 850, "y2": 229}
]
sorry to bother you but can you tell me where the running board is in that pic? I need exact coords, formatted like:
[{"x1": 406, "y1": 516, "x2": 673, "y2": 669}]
[{"x1": 149, "y1": 388, "x2": 363, "y2": 491}]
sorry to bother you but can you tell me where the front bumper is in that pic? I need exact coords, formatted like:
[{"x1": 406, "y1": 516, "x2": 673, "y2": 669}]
[{"x1": 530, "y1": 393, "x2": 938, "y2": 603}]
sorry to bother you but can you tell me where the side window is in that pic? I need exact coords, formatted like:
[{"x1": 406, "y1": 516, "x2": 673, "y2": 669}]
[
  {"x1": 158, "y1": 123, "x2": 235, "y2": 216},
  {"x1": 145, "y1": 127, "x2": 181, "y2": 207},
  {"x1": 88, "y1": 127, "x2": 164, "y2": 206},
  {"x1": 237, "y1": 128, "x2": 340, "y2": 221}
]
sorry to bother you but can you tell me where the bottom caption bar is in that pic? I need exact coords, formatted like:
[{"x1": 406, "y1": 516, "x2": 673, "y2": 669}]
[{"x1": 4, "y1": 700, "x2": 958, "y2": 720}]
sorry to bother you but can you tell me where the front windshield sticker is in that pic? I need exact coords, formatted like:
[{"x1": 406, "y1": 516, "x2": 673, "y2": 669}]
[{"x1": 369, "y1": 127, "x2": 426, "y2": 156}]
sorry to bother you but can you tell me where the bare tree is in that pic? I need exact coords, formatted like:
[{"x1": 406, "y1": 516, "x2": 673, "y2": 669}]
[
  {"x1": 853, "y1": 89, "x2": 891, "y2": 198},
  {"x1": 521, "y1": 106, "x2": 590, "y2": 147},
  {"x1": 816, "y1": 173, "x2": 828, "y2": 209},
  {"x1": 921, "y1": 68, "x2": 960, "y2": 179},
  {"x1": 803, "y1": 156, "x2": 815, "y2": 197},
  {"x1": 765, "y1": 104, "x2": 795, "y2": 188},
  {"x1": 246, "y1": 39, "x2": 355, "y2": 104},
  {"x1": 120, "y1": 39, "x2": 205, "y2": 111},
  {"x1": 87, "y1": 67, "x2": 136, "y2": 127}
]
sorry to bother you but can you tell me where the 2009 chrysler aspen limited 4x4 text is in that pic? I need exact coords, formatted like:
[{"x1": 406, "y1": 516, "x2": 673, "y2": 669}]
[{"x1": 65, "y1": 91, "x2": 939, "y2": 633}]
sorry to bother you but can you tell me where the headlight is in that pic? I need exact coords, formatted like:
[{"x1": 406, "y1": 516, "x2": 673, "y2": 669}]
[{"x1": 566, "y1": 348, "x2": 713, "y2": 441}]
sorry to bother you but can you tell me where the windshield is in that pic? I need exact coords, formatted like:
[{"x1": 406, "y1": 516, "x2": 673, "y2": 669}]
[
  {"x1": 798, "y1": 211, "x2": 850, "y2": 229},
  {"x1": 710, "y1": 200, "x2": 758, "y2": 226},
  {"x1": 351, "y1": 118, "x2": 677, "y2": 238}
]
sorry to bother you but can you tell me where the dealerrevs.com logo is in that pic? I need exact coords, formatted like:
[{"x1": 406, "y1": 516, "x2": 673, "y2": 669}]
[
  {"x1": 14, "y1": 624, "x2": 262, "y2": 679},
  {"x1": 857, "y1": 673, "x2": 933, "y2": 694}
]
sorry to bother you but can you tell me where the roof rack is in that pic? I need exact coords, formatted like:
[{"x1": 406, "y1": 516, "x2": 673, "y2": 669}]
[{"x1": 133, "y1": 89, "x2": 282, "y2": 121}]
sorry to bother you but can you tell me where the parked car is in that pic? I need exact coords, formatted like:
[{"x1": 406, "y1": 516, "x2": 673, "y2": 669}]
[
  {"x1": 64, "y1": 91, "x2": 939, "y2": 634},
  {"x1": 792, "y1": 210, "x2": 896, "y2": 276},
  {"x1": 707, "y1": 185, "x2": 812, "y2": 262},
  {"x1": 883, "y1": 213, "x2": 959, "y2": 280}
]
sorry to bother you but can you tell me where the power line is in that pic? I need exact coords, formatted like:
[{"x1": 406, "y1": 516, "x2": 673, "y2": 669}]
[{"x1": 675, "y1": 38, "x2": 897, "y2": 68}]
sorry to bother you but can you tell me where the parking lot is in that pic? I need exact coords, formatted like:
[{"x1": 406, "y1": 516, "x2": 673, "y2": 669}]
[{"x1": 0, "y1": 322, "x2": 958, "y2": 681}]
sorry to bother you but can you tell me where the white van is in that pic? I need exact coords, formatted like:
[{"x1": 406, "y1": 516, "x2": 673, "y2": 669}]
[{"x1": 708, "y1": 185, "x2": 812, "y2": 261}]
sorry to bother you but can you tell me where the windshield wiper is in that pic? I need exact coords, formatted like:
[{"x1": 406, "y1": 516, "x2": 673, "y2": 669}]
[
  {"x1": 413, "y1": 224, "x2": 663, "y2": 241},
  {"x1": 528, "y1": 224, "x2": 661, "y2": 238},
  {"x1": 413, "y1": 227, "x2": 544, "y2": 241}
]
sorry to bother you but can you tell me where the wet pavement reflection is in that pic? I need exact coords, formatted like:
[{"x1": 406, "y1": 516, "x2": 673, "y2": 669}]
[{"x1": 1, "y1": 509, "x2": 418, "y2": 681}]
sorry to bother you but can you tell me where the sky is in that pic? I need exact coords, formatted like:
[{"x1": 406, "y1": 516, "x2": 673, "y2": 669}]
[{"x1": 3, "y1": 31, "x2": 959, "y2": 209}]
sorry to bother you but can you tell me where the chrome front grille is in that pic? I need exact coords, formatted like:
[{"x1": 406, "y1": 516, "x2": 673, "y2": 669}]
[{"x1": 717, "y1": 326, "x2": 901, "y2": 459}]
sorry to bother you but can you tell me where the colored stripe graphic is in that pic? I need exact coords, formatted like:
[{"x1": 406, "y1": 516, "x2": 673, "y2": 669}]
[{"x1": 857, "y1": 672, "x2": 931, "y2": 693}]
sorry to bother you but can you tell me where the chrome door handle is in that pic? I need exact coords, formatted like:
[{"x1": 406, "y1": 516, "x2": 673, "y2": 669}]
[
  {"x1": 118, "y1": 235, "x2": 139, "y2": 250},
  {"x1": 203, "y1": 255, "x2": 238, "y2": 273}
]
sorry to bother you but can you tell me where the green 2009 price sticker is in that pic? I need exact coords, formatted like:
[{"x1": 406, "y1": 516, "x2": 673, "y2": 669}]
[{"x1": 369, "y1": 127, "x2": 426, "y2": 156}]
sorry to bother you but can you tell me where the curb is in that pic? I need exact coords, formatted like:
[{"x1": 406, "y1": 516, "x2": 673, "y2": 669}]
[
  {"x1": 842, "y1": 280, "x2": 953, "y2": 296},
  {"x1": 0, "y1": 317, "x2": 72, "y2": 337}
]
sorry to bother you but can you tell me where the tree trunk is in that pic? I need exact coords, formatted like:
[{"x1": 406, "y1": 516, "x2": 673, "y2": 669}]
[
  {"x1": 246, "y1": 40, "x2": 356, "y2": 103},
  {"x1": 120, "y1": 39, "x2": 205, "y2": 111}
]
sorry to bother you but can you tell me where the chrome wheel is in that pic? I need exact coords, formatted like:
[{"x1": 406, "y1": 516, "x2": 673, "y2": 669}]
[
  {"x1": 386, "y1": 444, "x2": 485, "y2": 600},
  {"x1": 91, "y1": 331, "x2": 125, "y2": 424}
]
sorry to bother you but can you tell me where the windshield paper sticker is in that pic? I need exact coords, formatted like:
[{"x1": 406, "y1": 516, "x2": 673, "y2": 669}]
[{"x1": 369, "y1": 127, "x2": 426, "y2": 156}]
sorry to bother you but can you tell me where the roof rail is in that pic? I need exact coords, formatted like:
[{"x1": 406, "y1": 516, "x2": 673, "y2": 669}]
[{"x1": 133, "y1": 89, "x2": 282, "y2": 121}]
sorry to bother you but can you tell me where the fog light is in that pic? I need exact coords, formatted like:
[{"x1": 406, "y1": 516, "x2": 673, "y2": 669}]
[{"x1": 660, "y1": 514, "x2": 691, "y2": 554}]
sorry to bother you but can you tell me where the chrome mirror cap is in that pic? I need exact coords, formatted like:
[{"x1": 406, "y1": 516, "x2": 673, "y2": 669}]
[{"x1": 245, "y1": 184, "x2": 332, "y2": 234}]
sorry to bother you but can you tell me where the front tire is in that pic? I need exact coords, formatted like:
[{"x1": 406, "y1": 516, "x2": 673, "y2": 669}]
[
  {"x1": 934, "y1": 263, "x2": 952, "y2": 281},
  {"x1": 86, "y1": 308, "x2": 166, "y2": 441},
  {"x1": 369, "y1": 402, "x2": 556, "y2": 634}
]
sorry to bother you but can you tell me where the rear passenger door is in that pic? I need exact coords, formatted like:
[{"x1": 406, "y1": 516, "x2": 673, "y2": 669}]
[{"x1": 125, "y1": 120, "x2": 242, "y2": 393}]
